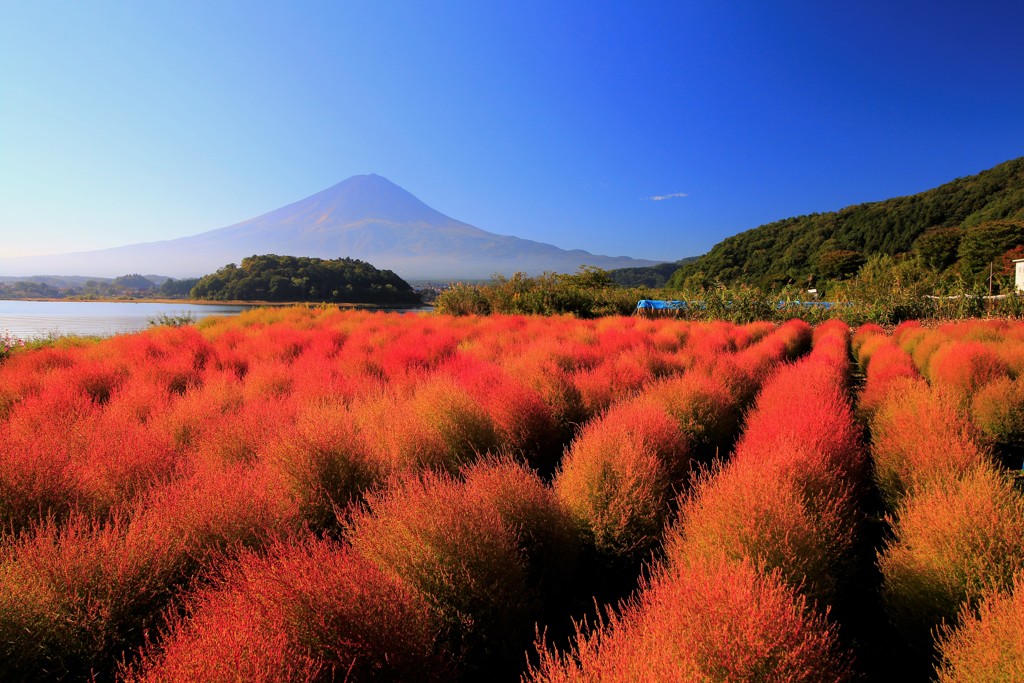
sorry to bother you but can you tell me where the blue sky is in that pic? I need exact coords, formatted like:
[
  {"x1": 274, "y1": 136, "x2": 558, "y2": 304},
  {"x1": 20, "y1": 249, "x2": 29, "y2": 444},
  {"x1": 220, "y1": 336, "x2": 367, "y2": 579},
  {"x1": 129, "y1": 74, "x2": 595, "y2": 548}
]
[{"x1": 2, "y1": 1, "x2": 1023, "y2": 262}]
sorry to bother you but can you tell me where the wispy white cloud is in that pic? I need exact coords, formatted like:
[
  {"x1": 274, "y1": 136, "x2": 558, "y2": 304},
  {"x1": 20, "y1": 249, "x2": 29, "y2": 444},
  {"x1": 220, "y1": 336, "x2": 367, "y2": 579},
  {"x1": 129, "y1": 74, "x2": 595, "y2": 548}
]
[{"x1": 645, "y1": 192, "x2": 689, "y2": 201}]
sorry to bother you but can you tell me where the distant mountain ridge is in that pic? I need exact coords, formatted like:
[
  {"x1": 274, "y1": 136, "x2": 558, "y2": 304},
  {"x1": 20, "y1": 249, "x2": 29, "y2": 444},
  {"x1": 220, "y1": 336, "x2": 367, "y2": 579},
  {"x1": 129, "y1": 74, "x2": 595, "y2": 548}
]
[
  {"x1": 0, "y1": 175, "x2": 661, "y2": 280},
  {"x1": 669, "y1": 157, "x2": 1024, "y2": 288}
]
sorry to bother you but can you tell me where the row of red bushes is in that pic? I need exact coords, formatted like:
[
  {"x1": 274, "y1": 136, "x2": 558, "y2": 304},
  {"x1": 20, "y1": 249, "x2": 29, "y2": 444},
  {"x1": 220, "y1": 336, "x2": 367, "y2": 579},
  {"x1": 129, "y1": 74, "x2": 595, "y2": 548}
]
[
  {"x1": 855, "y1": 322, "x2": 1024, "y2": 679},
  {"x1": 528, "y1": 319, "x2": 864, "y2": 680}
]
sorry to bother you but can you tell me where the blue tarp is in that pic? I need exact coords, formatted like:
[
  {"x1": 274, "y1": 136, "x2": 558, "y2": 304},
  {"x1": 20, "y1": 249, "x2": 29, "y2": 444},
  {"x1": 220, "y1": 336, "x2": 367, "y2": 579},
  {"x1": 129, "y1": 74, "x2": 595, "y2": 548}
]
[
  {"x1": 636, "y1": 299, "x2": 688, "y2": 310},
  {"x1": 637, "y1": 299, "x2": 849, "y2": 311}
]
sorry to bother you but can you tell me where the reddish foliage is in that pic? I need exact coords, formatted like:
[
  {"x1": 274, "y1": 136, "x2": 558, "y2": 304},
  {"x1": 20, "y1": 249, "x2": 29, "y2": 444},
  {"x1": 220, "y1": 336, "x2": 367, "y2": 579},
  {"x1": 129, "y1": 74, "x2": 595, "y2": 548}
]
[
  {"x1": 526, "y1": 555, "x2": 850, "y2": 683},
  {"x1": 879, "y1": 464, "x2": 1024, "y2": 638},
  {"x1": 0, "y1": 511, "x2": 188, "y2": 679},
  {"x1": 851, "y1": 323, "x2": 885, "y2": 357},
  {"x1": 668, "y1": 455, "x2": 856, "y2": 604},
  {"x1": 123, "y1": 538, "x2": 451, "y2": 683},
  {"x1": 971, "y1": 376, "x2": 1024, "y2": 445},
  {"x1": 346, "y1": 459, "x2": 574, "y2": 675},
  {"x1": 859, "y1": 338, "x2": 920, "y2": 417},
  {"x1": 639, "y1": 369, "x2": 740, "y2": 455},
  {"x1": 554, "y1": 399, "x2": 689, "y2": 558},
  {"x1": 439, "y1": 355, "x2": 559, "y2": 463},
  {"x1": 260, "y1": 400, "x2": 379, "y2": 531},
  {"x1": 665, "y1": 342, "x2": 863, "y2": 607},
  {"x1": 927, "y1": 341, "x2": 1010, "y2": 404},
  {"x1": 352, "y1": 376, "x2": 498, "y2": 475},
  {"x1": 738, "y1": 358, "x2": 866, "y2": 489},
  {"x1": 869, "y1": 379, "x2": 990, "y2": 507},
  {"x1": 935, "y1": 575, "x2": 1024, "y2": 682}
]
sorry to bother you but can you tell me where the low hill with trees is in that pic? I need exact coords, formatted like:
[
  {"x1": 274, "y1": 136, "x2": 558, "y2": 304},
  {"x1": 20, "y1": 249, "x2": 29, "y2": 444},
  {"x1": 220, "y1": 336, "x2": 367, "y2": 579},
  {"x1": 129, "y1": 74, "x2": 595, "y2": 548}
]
[
  {"x1": 608, "y1": 258, "x2": 697, "y2": 287},
  {"x1": 188, "y1": 254, "x2": 421, "y2": 305},
  {"x1": 668, "y1": 157, "x2": 1024, "y2": 289}
]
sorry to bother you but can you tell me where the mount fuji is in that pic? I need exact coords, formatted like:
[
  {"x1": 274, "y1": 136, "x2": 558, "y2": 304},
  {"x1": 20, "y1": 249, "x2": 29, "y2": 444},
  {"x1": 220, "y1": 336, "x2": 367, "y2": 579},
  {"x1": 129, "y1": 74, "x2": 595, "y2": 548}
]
[{"x1": 0, "y1": 175, "x2": 662, "y2": 280}]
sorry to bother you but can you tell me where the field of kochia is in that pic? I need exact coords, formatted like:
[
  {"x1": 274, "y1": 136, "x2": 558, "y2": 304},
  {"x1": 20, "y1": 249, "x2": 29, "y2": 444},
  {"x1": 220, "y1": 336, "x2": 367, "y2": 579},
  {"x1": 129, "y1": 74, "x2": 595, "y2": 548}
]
[{"x1": 1, "y1": 308, "x2": 1023, "y2": 682}]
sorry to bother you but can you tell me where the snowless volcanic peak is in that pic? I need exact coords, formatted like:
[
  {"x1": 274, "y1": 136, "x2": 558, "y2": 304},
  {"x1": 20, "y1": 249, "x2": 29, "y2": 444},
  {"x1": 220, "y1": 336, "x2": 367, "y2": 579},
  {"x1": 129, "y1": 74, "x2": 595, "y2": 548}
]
[{"x1": 0, "y1": 176, "x2": 662, "y2": 279}]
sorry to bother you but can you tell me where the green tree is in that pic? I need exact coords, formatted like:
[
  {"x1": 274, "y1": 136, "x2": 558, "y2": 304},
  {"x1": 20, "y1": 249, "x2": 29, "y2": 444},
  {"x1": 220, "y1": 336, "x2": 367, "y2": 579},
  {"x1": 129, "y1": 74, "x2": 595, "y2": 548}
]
[
  {"x1": 958, "y1": 221, "x2": 1024, "y2": 273},
  {"x1": 914, "y1": 227, "x2": 963, "y2": 269},
  {"x1": 815, "y1": 249, "x2": 865, "y2": 280}
]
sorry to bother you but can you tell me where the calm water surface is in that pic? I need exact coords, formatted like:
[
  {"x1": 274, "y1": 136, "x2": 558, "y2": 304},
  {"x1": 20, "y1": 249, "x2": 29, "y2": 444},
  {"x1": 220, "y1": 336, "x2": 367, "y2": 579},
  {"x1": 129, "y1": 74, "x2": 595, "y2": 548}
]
[{"x1": 0, "y1": 300, "x2": 254, "y2": 338}]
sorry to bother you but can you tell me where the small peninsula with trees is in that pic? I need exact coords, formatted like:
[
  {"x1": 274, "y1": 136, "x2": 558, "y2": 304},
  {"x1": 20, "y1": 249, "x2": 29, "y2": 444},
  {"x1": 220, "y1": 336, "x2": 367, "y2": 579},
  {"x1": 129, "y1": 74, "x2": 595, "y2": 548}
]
[
  {"x1": 0, "y1": 254, "x2": 422, "y2": 307},
  {"x1": 189, "y1": 254, "x2": 421, "y2": 305}
]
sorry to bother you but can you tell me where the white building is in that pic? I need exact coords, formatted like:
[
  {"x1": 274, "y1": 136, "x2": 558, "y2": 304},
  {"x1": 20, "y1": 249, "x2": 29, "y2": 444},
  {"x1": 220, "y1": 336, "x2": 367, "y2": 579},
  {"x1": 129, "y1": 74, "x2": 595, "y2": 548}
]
[{"x1": 1014, "y1": 258, "x2": 1024, "y2": 292}]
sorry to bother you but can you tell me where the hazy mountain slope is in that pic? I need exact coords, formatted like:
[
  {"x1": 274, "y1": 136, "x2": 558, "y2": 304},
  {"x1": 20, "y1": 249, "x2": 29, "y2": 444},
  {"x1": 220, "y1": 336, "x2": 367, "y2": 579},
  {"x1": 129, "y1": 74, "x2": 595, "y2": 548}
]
[
  {"x1": 668, "y1": 157, "x2": 1024, "y2": 288},
  {"x1": 0, "y1": 175, "x2": 661, "y2": 280}
]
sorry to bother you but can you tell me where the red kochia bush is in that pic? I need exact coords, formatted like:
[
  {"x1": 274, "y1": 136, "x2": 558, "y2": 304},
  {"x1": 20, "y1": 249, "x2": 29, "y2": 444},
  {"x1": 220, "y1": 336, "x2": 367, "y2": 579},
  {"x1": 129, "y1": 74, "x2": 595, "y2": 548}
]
[
  {"x1": 0, "y1": 511, "x2": 188, "y2": 680},
  {"x1": 810, "y1": 319, "x2": 852, "y2": 382},
  {"x1": 869, "y1": 379, "x2": 990, "y2": 507},
  {"x1": 123, "y1": 538, "x2": 451, "y2": 683},
  {"x1": 972, "y1": 376, "x2": 1024, "y2": 445},
  {"x1": 907, "y1": 330, "x2": 949, "y2": 376},
  {"x1": 0, "y1": 386, "x2": 96, "y2": 530},
  {"x1": 667, "y1": 455, "x2": 855, "y2": 604},
  {"x1": 526, "y1": 555, "x2": 850, "y2": 683},
  {"x1": 639, "y1": 369, "x2": 740, "y2": 457},
  {"x1": 571, "y1": 349, "x2": 657, "y2": 415},
  {"x1": 851, "y1": 322, "x2": 885, "y2": 357},
  {"x1": 668, "y1": 352, "x2": 864, "y2": 604},
  {"x1": 347, "y1": 459, "x2": 576, "y2": 676},
  {"x1": 352, "y1": 376, "x2": 498, "y2": 475},
  {"x1": 438, "y1": 356, "x2": 559, "y2": 466},
  {"x1": 717, "y1": 318, "x2": 814, "y2": 404},
  {"x1": 260, "y1": 399, "x2": 379, "y2": 531},
  {"x1": 879, "y1": 464, "x2": 1024, "y2": 639},
  {"x1": 553, "y1": 399, "x2": 689, "y2": 558},
  {"x1": 858, "y1": 338, "x2": 920, "y2": 418},
  {"x1": 935, "y1": 575, "x2": 1024, "y2": 683},
  {"x1": 736, "y1": 358, "x2": 867, "y2": 492},
  {"x1": 0, "y1": 461, "x2": 304, "y2": 678},
  {"x1": 927, "y1": 341, "x2": 1010, "y2": 404}
]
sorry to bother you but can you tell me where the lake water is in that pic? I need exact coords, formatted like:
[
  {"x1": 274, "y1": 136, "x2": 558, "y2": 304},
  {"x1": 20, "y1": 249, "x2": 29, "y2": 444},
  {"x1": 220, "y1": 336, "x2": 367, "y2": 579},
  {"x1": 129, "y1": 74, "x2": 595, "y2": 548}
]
[{"x1": 0, "y1": 300, "x2": 255, "y2": 338}]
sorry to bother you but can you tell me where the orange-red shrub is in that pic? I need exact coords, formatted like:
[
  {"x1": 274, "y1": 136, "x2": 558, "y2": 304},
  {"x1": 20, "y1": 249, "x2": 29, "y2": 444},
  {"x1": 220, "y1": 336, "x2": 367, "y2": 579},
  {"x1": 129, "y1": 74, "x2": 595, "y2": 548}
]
[
  {"x1": 0, "y1": 387, "x2": 96, "y2": 530},
  {"x1": 908, "y1": 330, "x2": 948, "y2": 376},
  {"x1": 526, "y1": 555, "x2": 850, "y2": 683},
  {"x1": 667, "y1": 455, "x2": 855, "y2": 604},
  {"x1": 935, "y1": 575, "x2": 1024, "y2": 683},
  {"x1": 553, "y1": 399, "x2": 689, "y2": 558},
  {"x1": 639, "y1": 369, "x2": 740, "y2": 456},
  {"x1": 0, "y1": 511, "x2": 188, "y2": 679},
  {"x1": 571, "y1": 351, "x2": 655, "y2": 415},
  {"x1": 927, "y1": 341, "x2": 1010, "y2": 404},
  {"x1": 859, "y1": 339, "x2": 920, "y2": 417},
  {"x1": 667, "y1": 349, "x2": 863, "y2": 605},
  {"x1": 346, "y1": 459, "x2": 574, "y2": 675},
  {"x1": 260, "y1": 400, "x2": 379, "y2": 531},
  {"x1": 439, "y1": 356, "x2": 559, "y2": 466},
  {"x1": 972, "y1": 376, "x2": 1024, "y2": 445},
  {"x1": 737, "y1": 359, "x2": 866, "y2": 491},
  {"x1": 135, "y1": 459, "x2": 302, "y2": 569},
  {"x1": 869, "y1": 379, "x2": 990, "y2": 507},
  {"x1": 879, "y1": 464, "x2": 1024, "y2": 638},
  {"x1": 810, "y1": 319, "x2": 851, "y2": 380},
  {"x1": 123, "y1": 538, "x2": 451, "y2": 683},
  {"x1": 352, "y1": 376, "x2": 498, "y2": 475},
  {"x1": 851, "y1": 322, "x2": 885, "y2": 357}
]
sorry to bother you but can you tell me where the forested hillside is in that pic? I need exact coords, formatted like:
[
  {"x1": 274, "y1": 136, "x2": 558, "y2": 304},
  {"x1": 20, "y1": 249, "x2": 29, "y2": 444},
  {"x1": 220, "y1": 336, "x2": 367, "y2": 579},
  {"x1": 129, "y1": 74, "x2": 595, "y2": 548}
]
[
  {"x1": 189, "y1": 254, "x2": 421, "y2": 304},
  {"x1": 608, "y1": 258, "x2": 697, "y2": 287},
  {"x1": 668, "y1": 157, "x2": 1024, "y2": 289}
]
